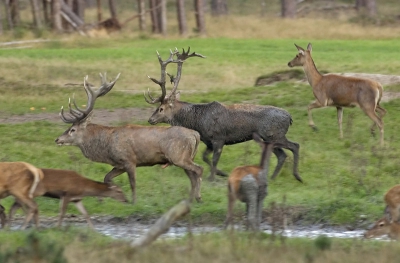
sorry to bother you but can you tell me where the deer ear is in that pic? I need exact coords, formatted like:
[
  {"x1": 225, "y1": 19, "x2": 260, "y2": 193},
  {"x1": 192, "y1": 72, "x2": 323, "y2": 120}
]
[
  {"x1": 294, "y1": 43, "x2": 305, "y2": 55},
  {"x1": 307, "y1": 43, "x2": 312, "y2": 52}
]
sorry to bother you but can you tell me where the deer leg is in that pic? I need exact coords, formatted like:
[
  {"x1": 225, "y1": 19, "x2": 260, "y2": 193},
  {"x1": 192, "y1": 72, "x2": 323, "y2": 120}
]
[
  {"x1": 8, "y1": 201, "x2": 25, "y2": 228},
  {"x1": 58, "y1": 196, "x2": 71, "y2": 227},
  {"x1": 13, "y1": 194, "x2": 38, "y2": 229},
  {"x1": 241, "y1": 175, "x2": 258, "y2": 231},
  {"x1": 276, "y1": 139, "x2": 302, "y2": 183},
  {"x1": 73, "y1": 200, "x2": 93, "y2": 228},
  {"x1": 337, "y1": 106, "x2": 343, "y2": 139},
  {"x1": 224, "y1": 185, "x2": 236, "y2": 229},
  {"x1": 0, "y1": 204, "x2": 6, "y2": 229},
  {"x1": 270, "y1": 148, "x2": 287, "y2": 180},
  {"x1": 207, "y1": 143, "x2": 225, "y2": 181},
  {"x1": 371, "y1": 105, "x2": 387, "y2": 136},
  {"x1": 363, "y1": 106, "x2": 384, "y2": 146},
  {"x1": 257, "y1": 185, "x2": 267, "y2": 229},
  {"x1": 307, "y1": 100, "x2": 323, "y2": 131},
  {"x1": 125, "y1": 165, "x2": 137, "y2": 204},
  {"x1": 202, "y1": 146, "x2": 227, "y2": 177},
  {"x1": 104, "y1": 167, "x2": 125, "y2": 183}
]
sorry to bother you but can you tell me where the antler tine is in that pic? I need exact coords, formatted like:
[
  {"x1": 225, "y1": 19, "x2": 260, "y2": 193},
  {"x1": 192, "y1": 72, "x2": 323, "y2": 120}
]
[
  {"x1": 59, "y1": 106, "x2": 76, "y2": 123},
  {"x1": 94, "y1": 72, "x2": 121, "y2": 98},
  {"x1": 168, "y1": 47, "x2": 205, "y2": 97}
]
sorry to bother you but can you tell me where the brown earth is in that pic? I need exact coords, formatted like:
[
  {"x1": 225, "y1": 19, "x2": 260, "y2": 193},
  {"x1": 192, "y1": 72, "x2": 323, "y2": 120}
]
[{"x1": 1, "y1": 73, "x2": 399, "y2": 125}]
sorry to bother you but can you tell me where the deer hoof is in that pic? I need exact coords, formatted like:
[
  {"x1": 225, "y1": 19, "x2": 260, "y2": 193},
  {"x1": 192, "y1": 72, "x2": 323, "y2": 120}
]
[
  {"x1": 196, "y1": 197, "x2": 203, "y2": 203},
  {"x1": 311, "y1": 126, "x2": 318, "y2": 132},
  {"x1": 207, "y1": 175, "x2": 215, "y2": 182}
]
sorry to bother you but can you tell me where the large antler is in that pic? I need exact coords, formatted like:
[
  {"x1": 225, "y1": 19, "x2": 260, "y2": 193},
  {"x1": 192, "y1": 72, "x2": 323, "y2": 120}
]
[
  {"x1": 144, "y1": 47, "x2": 205, "y2": 104},
  {"x1": 60, "y1": 72, "x2": 120, "y2": 123}
]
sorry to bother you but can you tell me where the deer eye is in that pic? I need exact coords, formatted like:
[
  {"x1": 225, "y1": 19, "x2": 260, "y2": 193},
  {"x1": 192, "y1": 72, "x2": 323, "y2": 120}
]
[
  {"x1": 159, "y1": 108, "x2": 164, "y2": 113},
  {"x1": 69, "y1": 128, "x2": 76, "y2": 134}
]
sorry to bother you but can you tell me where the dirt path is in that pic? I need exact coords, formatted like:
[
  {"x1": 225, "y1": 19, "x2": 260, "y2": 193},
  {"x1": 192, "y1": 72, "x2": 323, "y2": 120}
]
[{"x1": 1, "y1": 73, "x2": 399, "y2": 125}]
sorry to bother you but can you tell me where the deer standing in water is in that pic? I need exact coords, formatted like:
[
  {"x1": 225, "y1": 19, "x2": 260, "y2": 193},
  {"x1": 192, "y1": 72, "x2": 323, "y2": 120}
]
[
  {"x1": 288, "y1": 43, "x2": 386, "y2": 145},
  {"x1": 55, "y1": 73, "x2": 203, "y2": 204},
  {"x1": 8, "y1": 168, "x2": 127, "y2": 228},
  {"x1": 0, "y1": 162, "x2": 44, "y2": 229},
  {"x1": 224, "y1": 133, "x2": 274, "y2": 231},
  {"x1": 145, "y1": 48, "x2": 301, "y2": 183}
]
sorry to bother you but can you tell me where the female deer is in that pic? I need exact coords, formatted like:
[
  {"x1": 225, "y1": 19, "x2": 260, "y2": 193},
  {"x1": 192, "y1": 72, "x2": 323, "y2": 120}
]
[{"x1": 224, "y1": 133, "x2": 273, "y2": 231}]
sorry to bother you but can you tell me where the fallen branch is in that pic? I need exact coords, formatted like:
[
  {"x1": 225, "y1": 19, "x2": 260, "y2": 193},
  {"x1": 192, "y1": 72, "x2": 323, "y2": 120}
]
[{"x1": 131, "y1": 200, "x2": 191, "y2": 248}]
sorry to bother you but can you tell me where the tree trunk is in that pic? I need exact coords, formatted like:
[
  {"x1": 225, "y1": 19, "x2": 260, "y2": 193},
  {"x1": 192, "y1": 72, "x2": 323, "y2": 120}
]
[
  {"x1": 63, "y1": 0, "x2": 73, "y2": 30},
  {"x1": 73, "y1": 0, "x2": 85, "y2": 22},
  {"x1": 149, "y1": 0, "x2": 160, "y2": 33},
  {"x1": 96, "y1": 0, "x2": 101, "y2": 22},
  {"x1": 356, "y1": 0, "x2": 376, "y2": 16},
  {"x1": 210, "y1": 0, "x2": 227, "y2": 16},
  {"x1": 0, "y1": 2, "x2": 3, "y2": 35},
  {"x1": 176, "y1": 0, "x2": 186, "y2": 35},
  {"x1": 159, "y1": 0, "x2": 166, "y2": 35},
  {"x1": 4, "y1": 0, "x2": 13, "y2": 30},
  {"x1": 9, "y1": 0, "x2": 19, "y2": 26},
  {"x1": 194, "y1": 0, "x2": 205, "y2": 35},
  {"x1": 42, "y1": 0, "x2": 49, "y2": 26},
  {"x1": 30, "y1": 0, "x2": 42, "y2": 29},
  {"x1": 131, "y1": 200, "x2": 191, "y2": 248},
  {"x1": 281, "y1": 0, "x2": 296, "y2": 18},
  {"x1": 137, "y1": 0, "x2": 146, "y2": 31},
  {"x1": 51, "y1": 0, "x2": 62, "y2": 32},
  {"x1": 108, "y1": 0, "x2": 117, "y2": 19}
]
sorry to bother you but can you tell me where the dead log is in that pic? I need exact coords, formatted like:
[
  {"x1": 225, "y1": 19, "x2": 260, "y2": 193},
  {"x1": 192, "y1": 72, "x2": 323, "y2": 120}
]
[{"x1": 131, "y1": 200, "x2": 191, "y2": 248}]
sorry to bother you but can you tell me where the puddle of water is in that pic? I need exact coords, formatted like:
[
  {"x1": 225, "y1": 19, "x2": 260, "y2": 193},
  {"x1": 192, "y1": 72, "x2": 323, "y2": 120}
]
[{"x1": 93, "y1": 223, "x2": 383, "y2": 242}]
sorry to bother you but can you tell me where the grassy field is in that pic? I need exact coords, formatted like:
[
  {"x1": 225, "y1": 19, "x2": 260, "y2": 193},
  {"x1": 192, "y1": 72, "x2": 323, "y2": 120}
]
[
  {"x1": 2, "y1": 5, "x2": 400, "y2": 262},
  {"x1": 0, "y1": 38, "x2": 400, "y2": 228}
]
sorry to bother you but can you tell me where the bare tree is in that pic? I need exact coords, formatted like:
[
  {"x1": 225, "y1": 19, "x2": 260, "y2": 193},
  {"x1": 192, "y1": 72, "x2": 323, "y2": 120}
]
[
  {"x1": 176, "y1": 0, "x2": 187, "y2": 35},
  {"x1": 210, "y1": 0, "x2": 228, "y2": 16},
  {"x1": 73, "y1": 0, "x2": 85, "y2": 22},
  {"x1": 356, "y1": 0, "x2": 377, "y2": 16},
  {"x1": 0, "y1": 2, "x2": 3, "y2": 35},
  {"x1": 194, "y1": 0, "x2": 205, "y2": 35},
  {"x1": 149, "y1": 0, "x2": 160, "y2": 33},
  {"x1": 4, "y1": 0, "x2": 13, "y2": 30},
  {"x1": 96, "y1": 0, "x2": 101, "y2": 22},
  {"x1": 9, "y1": 0, "x2": 19, "y2": 26},
  {"x1": 137, "y1": 0, "x2": 146, "y2": 31},
  {"x1": 52, "y1": 0, "x2": 62, "y2": 32},
  {"x1": 281, "y1": 0, "x2": 296, "y2": 18},
  {"x1": 108, "y1": 0, "x2": 117, "y2": 19},
  {"x1": 42, "y1": 0, "x2": 50, "y2": 26}
]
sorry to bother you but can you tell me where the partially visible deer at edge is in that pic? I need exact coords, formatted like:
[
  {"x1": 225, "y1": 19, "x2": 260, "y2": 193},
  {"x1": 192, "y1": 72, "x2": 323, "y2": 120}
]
[
  {"x1": 288, "y1": 43, "x2": 386, "y2": 146},
  {"x1": 8, "y1": 168, "x2": 127, "y2": 228},
  {"x1": 145, "y1": 48, "x2": 302, "y2": 183},
  {"x1": 0, "y1": 162, "x2": 44, "y2": 229},
  {"x1": 224, "y1": 133, "x2": 274, "y2": 231},
  {"x1": 364, "y1": 217, "x2": 400, "y2": 240},
  {"x1": 55, "y1": 73, "x2": 203, "y2": 204}
]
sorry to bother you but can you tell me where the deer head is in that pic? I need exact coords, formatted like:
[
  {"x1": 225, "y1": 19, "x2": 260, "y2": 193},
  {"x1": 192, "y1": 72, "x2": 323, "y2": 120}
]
[
  {"x1": 287, "y1": 43, "x2": 312, "y2": 67},
  {"x1": 144, "y1": 47, "x2": 205, "y2": 125},
  {"x1": 55, "y1": 73, "x2": 120, "y2": 146},
  {"x1": 106, "y1": 183, "x2": 128, "y2": 203}
]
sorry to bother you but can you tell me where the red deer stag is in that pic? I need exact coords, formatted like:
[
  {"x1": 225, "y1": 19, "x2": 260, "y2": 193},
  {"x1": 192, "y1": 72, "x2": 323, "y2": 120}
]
[
  {"x1": 0, "y1": 162, "x2": 44, "y2": 229},
  {"x1": 8, "y1": 168, "x2": 127, "y2": 228},
  {"x1": 224, "y1": 133, "x2": 274, "y2": 231},
  {"x1": 55, "y1": 73, "x2": 203, "y2": 204},
  {"x1": 364, "y1": 217, "x2": 400, "y2": 240},
  {"x1": 288, "y1": 43, "x2": 386, "y2": 145},
  {"x1": 145, "y1": 48, "x2": 301, "y2": 182}
]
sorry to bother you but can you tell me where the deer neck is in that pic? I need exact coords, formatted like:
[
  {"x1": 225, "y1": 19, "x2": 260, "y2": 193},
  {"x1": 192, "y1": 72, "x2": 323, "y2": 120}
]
[
  {"x1": 79, "y1": 124, "x2": 114, "y2": 163},
  {"x1": 169, "y1": 102, "x2": 200, "y2": 129},
  {"x1": 303, "y1": 55, "x2": 322, "y2": 88}
]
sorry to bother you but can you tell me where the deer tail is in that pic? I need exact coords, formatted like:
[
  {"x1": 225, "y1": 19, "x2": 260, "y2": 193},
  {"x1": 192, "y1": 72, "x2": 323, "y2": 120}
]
[{"x1": 23, "y1": 163, "x2": 44, "y2": 199}]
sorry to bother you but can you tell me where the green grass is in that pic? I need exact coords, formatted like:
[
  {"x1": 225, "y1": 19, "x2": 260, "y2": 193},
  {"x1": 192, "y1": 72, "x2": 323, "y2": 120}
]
[{"x1": 1, "y1": 38, "x2": 400, "y2": 227}]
